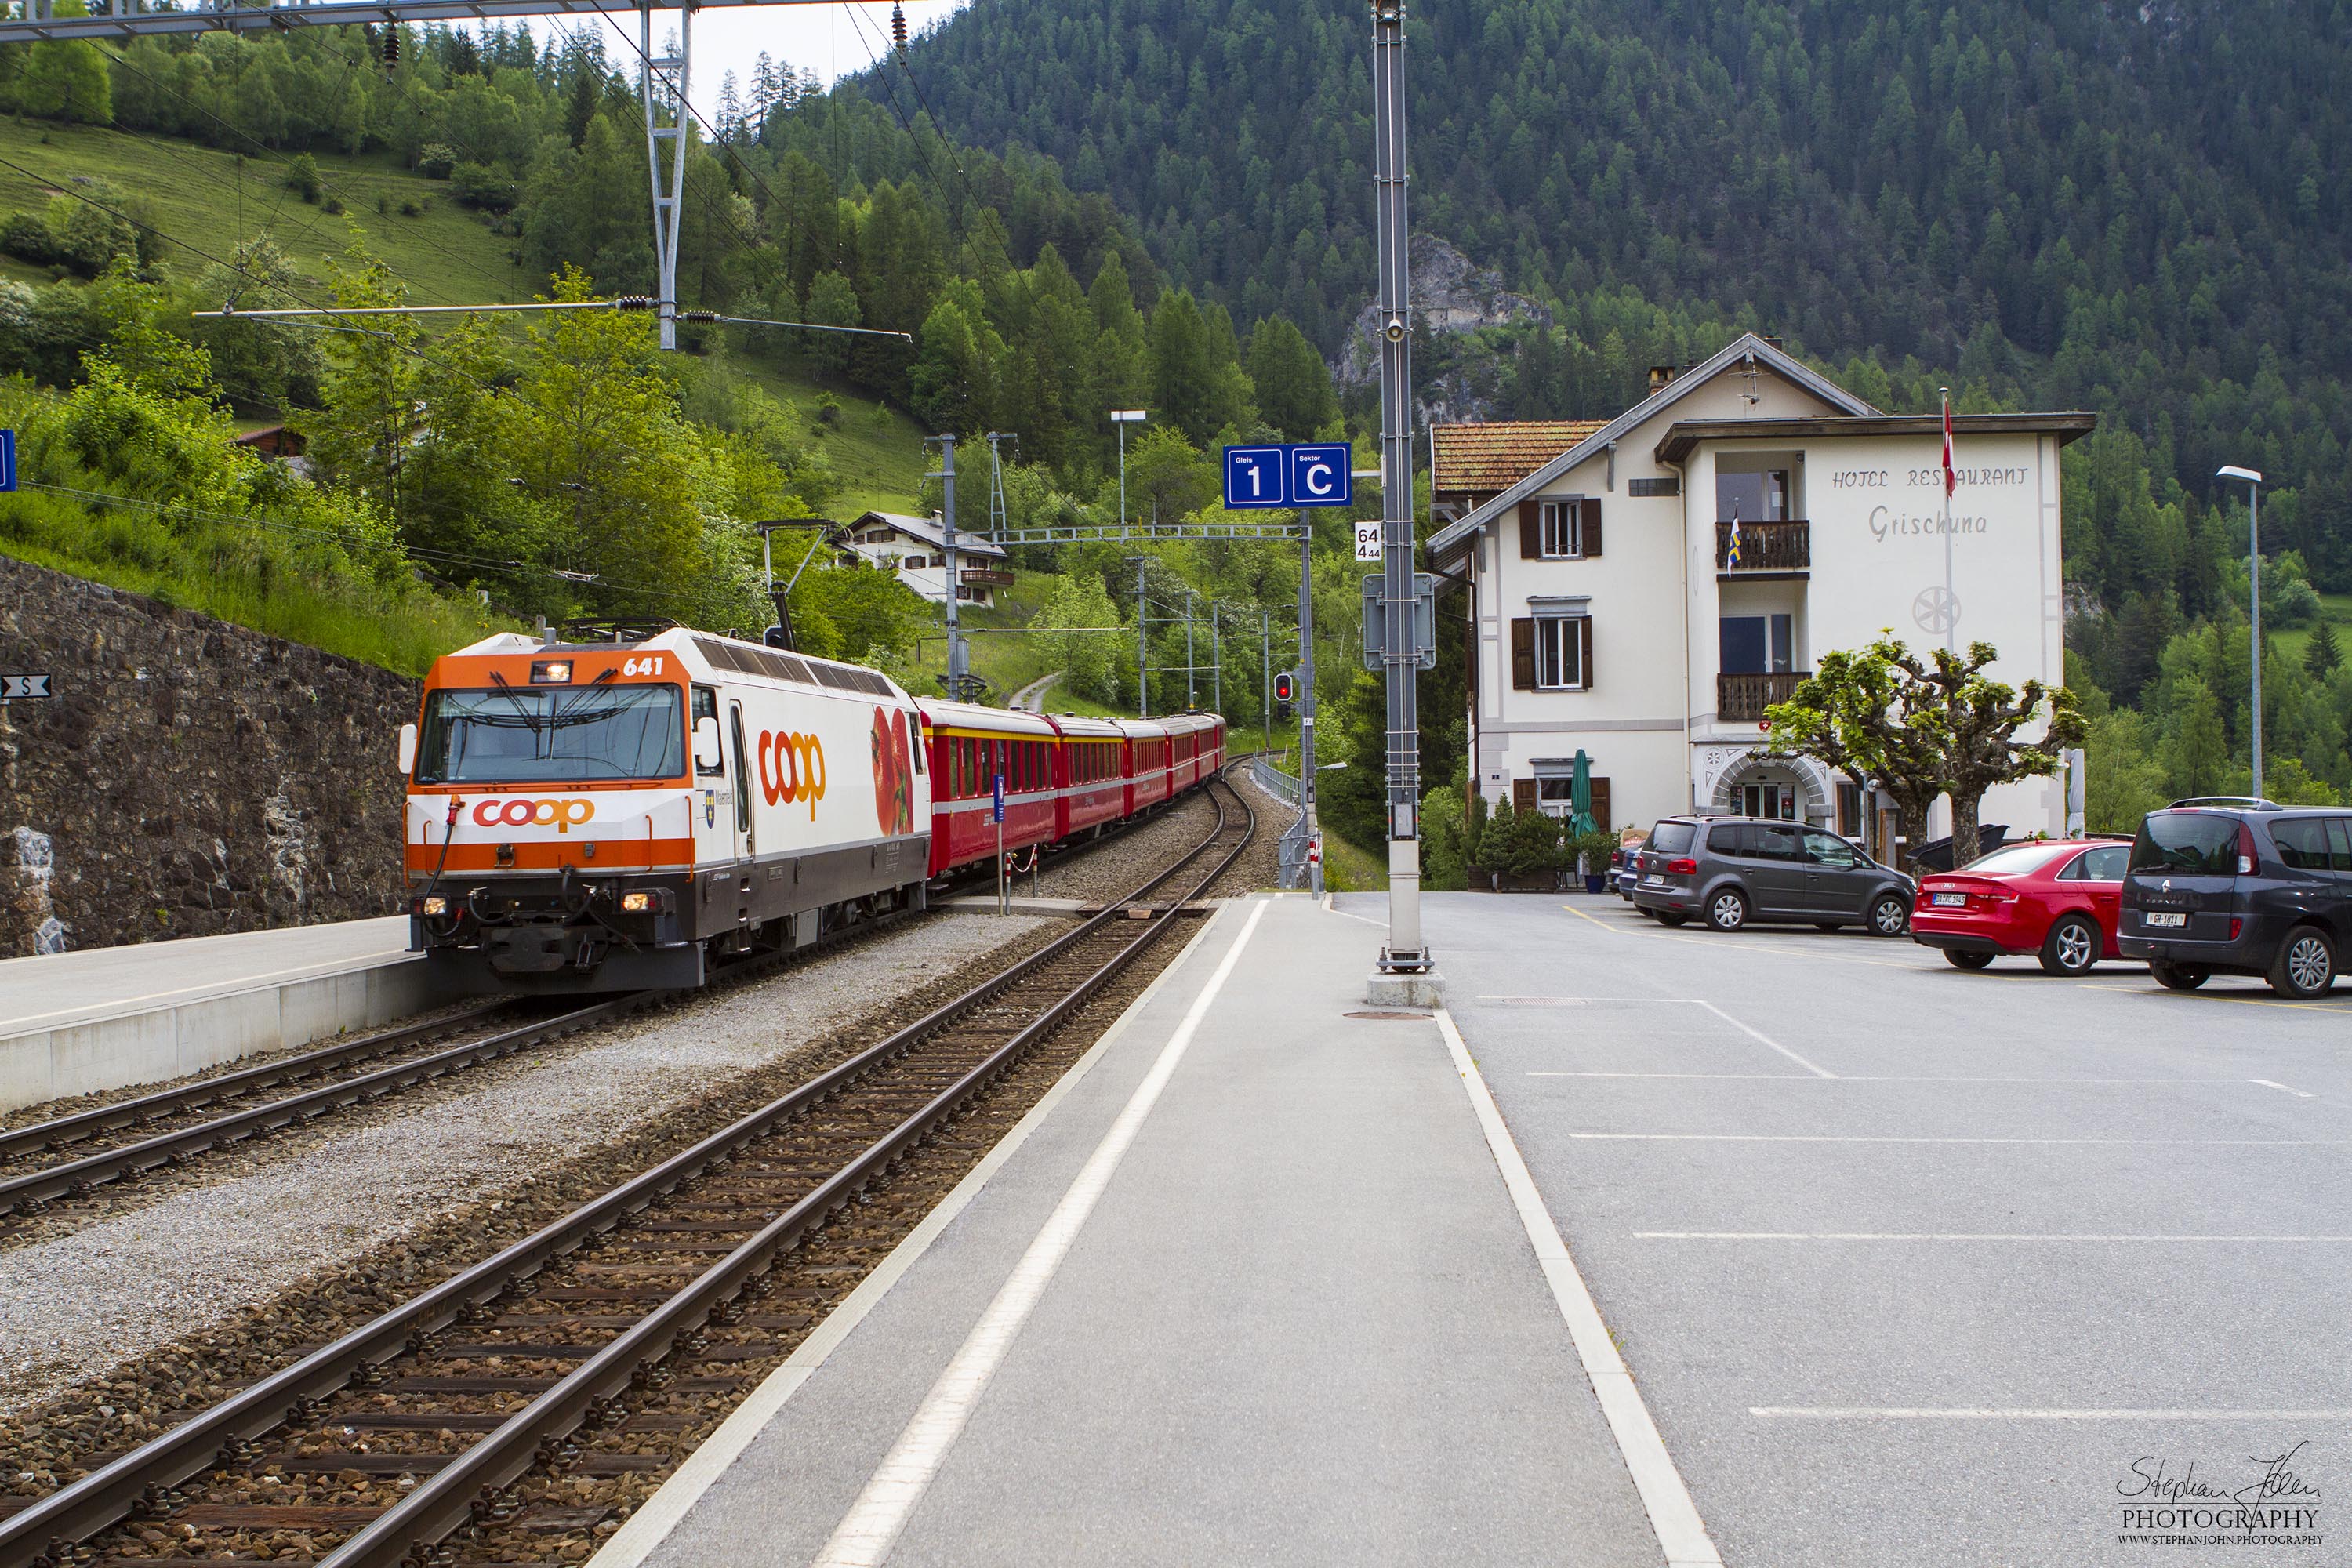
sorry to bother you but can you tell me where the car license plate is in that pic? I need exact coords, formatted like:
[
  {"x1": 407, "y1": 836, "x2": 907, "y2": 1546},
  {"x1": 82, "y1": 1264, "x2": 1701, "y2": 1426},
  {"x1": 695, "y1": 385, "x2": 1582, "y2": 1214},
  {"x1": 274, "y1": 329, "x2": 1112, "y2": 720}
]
[
  {"x1": 1931, "y1": 892, "x2": 1966, "y2": 907},
  {"x1": 1641, "y1": 876, "x2": 1665, "y2": 888},
  {"x1": 2146, "y1": 912, "x2": 2187, "y2": 928}
]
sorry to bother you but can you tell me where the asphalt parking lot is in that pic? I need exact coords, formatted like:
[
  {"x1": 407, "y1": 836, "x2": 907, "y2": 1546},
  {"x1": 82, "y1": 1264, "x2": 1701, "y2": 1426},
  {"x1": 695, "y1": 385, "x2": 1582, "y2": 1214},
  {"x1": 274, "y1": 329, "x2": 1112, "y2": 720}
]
[{"x1": 1414, "y1": 890, "x2": 2352, "y2": 1566}]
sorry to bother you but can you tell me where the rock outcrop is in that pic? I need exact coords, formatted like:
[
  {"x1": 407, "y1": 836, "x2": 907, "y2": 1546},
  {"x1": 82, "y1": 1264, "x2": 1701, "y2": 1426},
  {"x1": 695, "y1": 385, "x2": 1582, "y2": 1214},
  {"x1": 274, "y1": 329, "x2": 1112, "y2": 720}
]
[{"x1": 1334, "y1": 233, "x2": 1552, "y2": 423}]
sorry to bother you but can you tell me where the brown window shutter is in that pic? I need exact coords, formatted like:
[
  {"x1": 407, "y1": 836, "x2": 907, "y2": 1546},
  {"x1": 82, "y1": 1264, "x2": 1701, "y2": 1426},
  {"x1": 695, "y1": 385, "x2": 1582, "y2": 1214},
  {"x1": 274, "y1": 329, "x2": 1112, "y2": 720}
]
[
  {"x1": 1592, "y1": 778, "x2": 1612, "y2": 832},
  {"x1": 1518, "y1": 499, "x2": 1541, "y2": 559},
  {"x1": 1512, "y1": 778, "x2": 1537, "y2": 813},
  {"x1": 1511, "y1": 617, "x2": 1536, "y2": 689},
  {"x1": 1581, "y1": 498, "x2": 1602, "y2": 557},
  {"x1": 1580, "y1": 616, "x2": 1595, "y2": 690}
]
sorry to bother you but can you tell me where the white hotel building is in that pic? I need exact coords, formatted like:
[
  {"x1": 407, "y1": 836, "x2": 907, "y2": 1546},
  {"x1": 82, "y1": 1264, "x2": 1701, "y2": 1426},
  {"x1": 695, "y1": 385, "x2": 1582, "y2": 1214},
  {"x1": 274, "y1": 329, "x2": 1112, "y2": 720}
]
[{"x1": 1426, "y1": 332, "x2": 2093, "y2": 855}]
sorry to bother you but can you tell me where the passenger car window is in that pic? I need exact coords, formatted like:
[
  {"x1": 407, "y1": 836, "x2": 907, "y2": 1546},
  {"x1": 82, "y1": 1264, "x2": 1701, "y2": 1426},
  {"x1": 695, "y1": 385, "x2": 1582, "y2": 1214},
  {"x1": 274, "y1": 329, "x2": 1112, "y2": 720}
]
[
  {"x1": 2130, "y1": 813, "x2": 2240, "y2": 875},
  {"x1": 2063, "y1": 844, "x2": 2129, "y2": 880},
  {"x1": 2328, "y1": 819, "x2": 2352, "y2": 873},
  {"x1": 2270, "y1": 818, "x2": 2331, "y2": 871},
  {"x1": 1707, "y1": 824, "x2": 1744, "y2": 855},
  {"x1": 1803, "y1": 829, "x2": 1859, "y2": 868},
  {"x1": 1651, "y1": 821, "x2": 1697, "y2": 855},
  {"x1": 1751, "y1": 823, "x2": 1805, "y2": 862}
]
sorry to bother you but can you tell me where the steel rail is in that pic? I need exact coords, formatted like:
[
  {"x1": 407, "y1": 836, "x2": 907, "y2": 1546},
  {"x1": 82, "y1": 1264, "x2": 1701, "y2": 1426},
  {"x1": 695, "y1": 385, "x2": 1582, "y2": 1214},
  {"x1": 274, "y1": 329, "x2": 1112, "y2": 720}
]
[
  {"x1": 0, "y1": 1002, "x2": 512, "y2": 1165},
  {"x1": 0, "y1": 773, "x2": 1250, "y2": 1568},
  {"x1": 0, "y1": 769, "x2": 1228, "y2": 1220},
  {"x1": 0, "y1": 998, "x2": 626, "y2": 1220}
]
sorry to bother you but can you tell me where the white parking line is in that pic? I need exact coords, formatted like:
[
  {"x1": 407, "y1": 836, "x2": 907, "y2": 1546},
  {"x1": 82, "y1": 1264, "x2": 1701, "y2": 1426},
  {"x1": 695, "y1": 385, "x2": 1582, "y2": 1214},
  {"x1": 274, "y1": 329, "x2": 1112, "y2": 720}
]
[
  {"x1": 1638, "y1": 1232, "x2": 2352, "y2": 1242},
  {"x1": 1530, "y1": 1073, "x2": 2242, "y2": 1083},
  {"x1": 1468, "y1": 995, "x2": 1835, "y2": 1079},
  {"x1": 1752, "y1": 1406, "x2": 2352, "y2": 1421},
  {"x1": 1692, "y1": 999, "x2": 1834, "y2": 1079},
  {"x1": 2252, "y1": 1078, "x2": 2319, "y2": 1098},
  {"x1": 1572, "y1": 1134, "x2": 2350, "y2": 1146},
  {"x1": 809, "y1": 898, "x2": 1270, "y2": 1568}
]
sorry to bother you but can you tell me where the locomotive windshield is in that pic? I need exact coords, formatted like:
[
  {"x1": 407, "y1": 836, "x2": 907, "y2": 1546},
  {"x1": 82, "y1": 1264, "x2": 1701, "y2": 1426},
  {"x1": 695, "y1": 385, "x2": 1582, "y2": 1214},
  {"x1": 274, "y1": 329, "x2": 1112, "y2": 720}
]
[{"x1": 415, "y1": 682, "x2": 684, "y2": 784}]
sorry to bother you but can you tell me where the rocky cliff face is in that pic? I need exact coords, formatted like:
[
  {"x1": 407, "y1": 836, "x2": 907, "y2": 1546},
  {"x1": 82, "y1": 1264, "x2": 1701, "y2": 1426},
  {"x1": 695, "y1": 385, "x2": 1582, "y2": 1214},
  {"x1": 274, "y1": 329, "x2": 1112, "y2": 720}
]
[
  {"x1": 1334, "y1": 233, "x2": 1552, "y2": 424},
  {"x1": 0, "y1": 557, "x2": 419, "y2": 955}
]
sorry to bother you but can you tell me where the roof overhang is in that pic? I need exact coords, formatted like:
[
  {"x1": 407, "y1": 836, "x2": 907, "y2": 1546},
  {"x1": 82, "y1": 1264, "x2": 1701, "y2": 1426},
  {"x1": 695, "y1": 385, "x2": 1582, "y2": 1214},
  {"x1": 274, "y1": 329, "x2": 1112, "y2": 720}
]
[
  {"x1": 1653, "y1": 412, "x2": 2097, "y2": 465},
  {"x1": 1424, "y1": 332, "x2": 1875, "y2": 573}
]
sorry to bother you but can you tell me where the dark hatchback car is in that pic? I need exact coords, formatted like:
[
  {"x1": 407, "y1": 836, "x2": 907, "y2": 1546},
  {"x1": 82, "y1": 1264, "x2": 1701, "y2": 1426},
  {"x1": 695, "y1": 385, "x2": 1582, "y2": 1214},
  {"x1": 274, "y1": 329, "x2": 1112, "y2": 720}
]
[
  {"x1": 2119, "y1": 798, "x2": 2352, "y2": 997},
  {"x1": 1632, "y1": 815, "x2": 1915, "y2": 935}
]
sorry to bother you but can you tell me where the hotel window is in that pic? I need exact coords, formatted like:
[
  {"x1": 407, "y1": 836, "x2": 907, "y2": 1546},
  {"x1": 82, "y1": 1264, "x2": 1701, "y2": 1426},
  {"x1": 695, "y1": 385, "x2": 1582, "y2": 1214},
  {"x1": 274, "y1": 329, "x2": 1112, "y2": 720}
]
[
  {"x1": 1540, "y1": 501, "x2": 1581, "y2": 557},
  {"x1": 1719, "y1": 614, "x2": 1794, "y2": 673},
  {"x1": 1511, "y1": 610, "x2": 1595, "y2": 691},
  {"x1": 1715, "y1": 467, "x2": 1792, "y2": 521}
]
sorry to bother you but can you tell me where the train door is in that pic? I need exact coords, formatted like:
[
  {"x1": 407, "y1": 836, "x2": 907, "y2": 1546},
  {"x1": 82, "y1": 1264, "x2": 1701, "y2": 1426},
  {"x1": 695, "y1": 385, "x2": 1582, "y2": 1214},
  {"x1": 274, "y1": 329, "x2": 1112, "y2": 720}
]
[
  {"x1": 727, "y1": 701, "x2": 754, "y2": 862},
  {"x1": 690, "y1": 685, "x2": 734, "y2": 869}
]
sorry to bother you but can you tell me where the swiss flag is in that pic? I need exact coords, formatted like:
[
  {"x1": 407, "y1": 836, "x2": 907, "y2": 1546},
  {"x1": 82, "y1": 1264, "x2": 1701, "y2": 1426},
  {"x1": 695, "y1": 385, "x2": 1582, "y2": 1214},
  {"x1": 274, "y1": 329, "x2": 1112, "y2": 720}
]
[{"x1": 1941, "y1": 394, "x2": 1957, "y2": 499}]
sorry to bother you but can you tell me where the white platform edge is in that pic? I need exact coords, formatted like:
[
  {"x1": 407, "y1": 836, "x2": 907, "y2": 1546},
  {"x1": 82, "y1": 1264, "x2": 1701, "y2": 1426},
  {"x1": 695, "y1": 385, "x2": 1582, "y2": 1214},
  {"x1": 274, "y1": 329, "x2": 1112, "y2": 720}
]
[
  {"x1": 584, "y1": 898, "x2": 1246, "y2": 1568},
  {"x1": 1433, "y1": 1004, "x2": 1724, "y2": 1568}
]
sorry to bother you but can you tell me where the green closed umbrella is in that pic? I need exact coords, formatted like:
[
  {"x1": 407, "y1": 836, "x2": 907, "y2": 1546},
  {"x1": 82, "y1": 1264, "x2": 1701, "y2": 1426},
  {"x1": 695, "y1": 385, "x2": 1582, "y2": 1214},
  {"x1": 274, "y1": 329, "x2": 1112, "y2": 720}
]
[{"x1": 1569, "y1": 748, "x2": 1595, "y2": 837}]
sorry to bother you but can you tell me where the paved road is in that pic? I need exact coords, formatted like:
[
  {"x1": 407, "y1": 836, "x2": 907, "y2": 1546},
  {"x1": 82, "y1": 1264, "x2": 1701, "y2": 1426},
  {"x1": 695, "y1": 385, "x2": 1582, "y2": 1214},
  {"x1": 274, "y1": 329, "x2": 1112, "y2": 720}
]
[
  {"x1": 1417, "y1": 891, "x2": 2350, "y2": 1567},
  {"x1": 1005, "y1": 670, "x2": 1061, "y2": 713}
]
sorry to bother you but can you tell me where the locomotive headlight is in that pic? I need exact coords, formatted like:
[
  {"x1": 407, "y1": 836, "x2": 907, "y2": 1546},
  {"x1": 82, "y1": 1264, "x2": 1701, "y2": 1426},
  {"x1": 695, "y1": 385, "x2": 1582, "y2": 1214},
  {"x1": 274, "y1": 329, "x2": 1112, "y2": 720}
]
[
  {"x1": 529, "y1": 659, "x2": 573, "y2": 684},
  {"x1": 621, "y1": 890, "x2": 658, "y2": 913},
  {"x1": 420, "y1": 895, "x2": 449, "y2": 916}
]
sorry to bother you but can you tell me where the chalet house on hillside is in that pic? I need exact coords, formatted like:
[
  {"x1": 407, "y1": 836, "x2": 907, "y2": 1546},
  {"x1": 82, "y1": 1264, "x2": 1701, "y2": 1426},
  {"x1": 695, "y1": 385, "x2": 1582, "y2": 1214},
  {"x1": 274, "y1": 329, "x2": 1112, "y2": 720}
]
[
  {"x1": 838, "y1": 511, "x2": 1011, "y2": 608},
  {"x1": 1427, "y1": 332, "x2": 2093, "y2": 860}
]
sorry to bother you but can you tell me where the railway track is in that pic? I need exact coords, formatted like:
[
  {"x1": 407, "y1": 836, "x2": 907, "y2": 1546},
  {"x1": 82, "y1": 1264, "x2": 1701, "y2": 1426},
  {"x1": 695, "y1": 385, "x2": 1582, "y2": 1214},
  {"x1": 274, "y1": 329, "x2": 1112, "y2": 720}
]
[
  {"x1": 0, "y1": 774, "x2": 1254, "y2": 1568},
  {"x1": 0, "y1": 779, "x2": 1227, "y2": 1233}
]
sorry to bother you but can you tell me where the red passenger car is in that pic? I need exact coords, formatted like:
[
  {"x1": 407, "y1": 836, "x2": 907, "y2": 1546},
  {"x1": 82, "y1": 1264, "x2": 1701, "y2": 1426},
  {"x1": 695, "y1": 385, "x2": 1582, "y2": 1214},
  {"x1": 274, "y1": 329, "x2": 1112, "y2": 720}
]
[
  {"x1": 918, "y1": 700, "x2": 1062, "y2": 876},
  {"x1": 1051, "y1": 714, "x2": 1129, "y2": 840},
  {"x1": 1910, "y1": 838, "x2": 2133, "y2": 975}
]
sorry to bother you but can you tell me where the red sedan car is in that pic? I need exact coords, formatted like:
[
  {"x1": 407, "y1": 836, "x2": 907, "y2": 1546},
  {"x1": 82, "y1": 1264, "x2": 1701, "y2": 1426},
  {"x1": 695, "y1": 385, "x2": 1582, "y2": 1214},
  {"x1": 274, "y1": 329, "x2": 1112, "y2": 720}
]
[{"x1": 1910, "y1": 838, "x2": 2134, "y2": 975}]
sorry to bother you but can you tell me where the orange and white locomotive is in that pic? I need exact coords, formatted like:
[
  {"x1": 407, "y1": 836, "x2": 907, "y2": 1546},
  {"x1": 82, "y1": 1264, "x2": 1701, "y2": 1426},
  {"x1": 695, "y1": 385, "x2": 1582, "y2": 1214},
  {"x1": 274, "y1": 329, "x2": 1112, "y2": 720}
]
[{"x1": 399, "y1": 626, "x2": 1223, "y2": 993}]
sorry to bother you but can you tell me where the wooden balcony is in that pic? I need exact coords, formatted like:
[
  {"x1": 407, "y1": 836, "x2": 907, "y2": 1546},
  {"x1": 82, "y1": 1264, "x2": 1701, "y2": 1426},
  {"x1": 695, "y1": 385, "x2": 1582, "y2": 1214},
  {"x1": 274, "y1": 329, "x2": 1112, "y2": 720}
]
[
  {"x1": 1718, "y1": 670, "x2": 1808, "y2": 722},
  {"x1": 1714, "y1": 518, "x2": 1810, "y2": 574},
  {"x1": 960, "y1": 568, "x2": 1015, "y2": 587}
]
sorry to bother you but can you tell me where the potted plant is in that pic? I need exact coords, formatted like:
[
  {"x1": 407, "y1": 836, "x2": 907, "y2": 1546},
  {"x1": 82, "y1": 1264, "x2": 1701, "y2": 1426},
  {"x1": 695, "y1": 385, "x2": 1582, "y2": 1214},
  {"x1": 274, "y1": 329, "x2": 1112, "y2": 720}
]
[{"x1": 1573, "y1": 829, "x2": 1617, "y2": 894}]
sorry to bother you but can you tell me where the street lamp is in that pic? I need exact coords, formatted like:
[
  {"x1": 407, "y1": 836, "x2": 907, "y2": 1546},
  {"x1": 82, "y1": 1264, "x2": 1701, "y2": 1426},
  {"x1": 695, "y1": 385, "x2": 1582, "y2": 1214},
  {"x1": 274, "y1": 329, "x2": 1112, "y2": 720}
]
[
  {"x1": 1110, "y1": 409, "x2": 1147, "y2": 529},
  {"x1": 2220, "y1": 464, "x2": 2265, "y2": 798}
]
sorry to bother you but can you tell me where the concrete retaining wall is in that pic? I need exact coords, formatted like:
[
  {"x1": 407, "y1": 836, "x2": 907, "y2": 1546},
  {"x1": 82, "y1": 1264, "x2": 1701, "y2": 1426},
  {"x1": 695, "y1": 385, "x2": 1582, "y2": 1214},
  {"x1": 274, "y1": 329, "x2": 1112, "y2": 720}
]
[{"x1": 0, "y1": 952, "x2": 445, "y2": 1112}]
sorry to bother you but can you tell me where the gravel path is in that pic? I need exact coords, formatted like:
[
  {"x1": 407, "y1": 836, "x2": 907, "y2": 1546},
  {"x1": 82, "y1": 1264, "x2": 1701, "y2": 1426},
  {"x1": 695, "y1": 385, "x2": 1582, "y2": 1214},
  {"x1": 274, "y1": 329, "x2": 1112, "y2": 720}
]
[{"x1": 0, "y1": 914, "x2": 1047, "y2": 1421}]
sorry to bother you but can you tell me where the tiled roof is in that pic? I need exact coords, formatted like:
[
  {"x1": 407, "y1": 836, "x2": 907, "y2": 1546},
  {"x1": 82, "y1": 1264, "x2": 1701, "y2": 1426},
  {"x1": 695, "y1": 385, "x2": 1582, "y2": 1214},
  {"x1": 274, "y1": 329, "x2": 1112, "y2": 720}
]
[{"x1": 1432, "y1": 420, "x2": 1606, "y2": 495}]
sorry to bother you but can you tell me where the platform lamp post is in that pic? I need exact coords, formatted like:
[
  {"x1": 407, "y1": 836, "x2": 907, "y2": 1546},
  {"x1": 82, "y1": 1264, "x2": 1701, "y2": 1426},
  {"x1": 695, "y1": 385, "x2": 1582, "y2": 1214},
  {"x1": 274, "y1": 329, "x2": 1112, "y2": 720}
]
[
  {"x1": 2220, "y1": 464, "x2": 2265, "y2": 798},
  {"x1": 1110, "y1": 409, "x2": 1147, "y2": 532}
]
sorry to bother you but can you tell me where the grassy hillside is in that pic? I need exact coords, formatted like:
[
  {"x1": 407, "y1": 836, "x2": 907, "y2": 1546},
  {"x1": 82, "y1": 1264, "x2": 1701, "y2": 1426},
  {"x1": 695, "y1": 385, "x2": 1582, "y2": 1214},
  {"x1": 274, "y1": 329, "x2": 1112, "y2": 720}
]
[{"x1": 0, "y1": 116, "x2": 528, "y2": 304}]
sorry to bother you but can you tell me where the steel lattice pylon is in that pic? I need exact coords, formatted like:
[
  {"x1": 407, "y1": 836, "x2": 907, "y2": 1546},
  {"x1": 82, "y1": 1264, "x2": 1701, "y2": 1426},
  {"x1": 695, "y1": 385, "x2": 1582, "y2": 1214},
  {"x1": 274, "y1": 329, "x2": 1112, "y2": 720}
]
[{"x1": 641, "y1": 1, "x2": 689, "y2": 351}]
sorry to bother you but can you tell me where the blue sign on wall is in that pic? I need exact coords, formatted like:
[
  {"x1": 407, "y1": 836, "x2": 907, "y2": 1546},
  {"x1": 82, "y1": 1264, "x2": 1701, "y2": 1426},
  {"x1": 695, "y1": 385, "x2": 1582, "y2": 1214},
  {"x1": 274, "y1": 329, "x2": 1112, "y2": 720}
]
[
  {"x1": 1221, "y1": 443, "x2": 1354, "y2": 510},
  {"x1": 0, "y1": 429, "x2": 16, "y2": 493}
]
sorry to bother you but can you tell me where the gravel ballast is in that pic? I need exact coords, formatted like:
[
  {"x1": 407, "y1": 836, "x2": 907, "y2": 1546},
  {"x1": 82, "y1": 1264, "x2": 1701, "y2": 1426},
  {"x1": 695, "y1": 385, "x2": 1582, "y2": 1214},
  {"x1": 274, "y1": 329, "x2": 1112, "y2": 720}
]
[{"x1": 0, "y1": 913, "x2": 1047, "y2": 1423}]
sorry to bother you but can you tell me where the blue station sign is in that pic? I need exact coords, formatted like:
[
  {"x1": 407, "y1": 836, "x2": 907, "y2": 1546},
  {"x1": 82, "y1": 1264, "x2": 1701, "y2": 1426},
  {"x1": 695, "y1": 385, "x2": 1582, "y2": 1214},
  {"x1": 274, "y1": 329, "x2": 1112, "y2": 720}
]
[{"x1": 1221, "y1": 442, "x2": 1353, "y2": 510}]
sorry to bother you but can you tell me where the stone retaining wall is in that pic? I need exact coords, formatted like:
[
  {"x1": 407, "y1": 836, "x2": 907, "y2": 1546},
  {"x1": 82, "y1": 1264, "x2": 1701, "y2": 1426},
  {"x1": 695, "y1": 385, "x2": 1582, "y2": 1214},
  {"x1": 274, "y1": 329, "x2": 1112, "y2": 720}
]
[{"x1": 0, "y1": 556, "x2": 419, "y2": 953}]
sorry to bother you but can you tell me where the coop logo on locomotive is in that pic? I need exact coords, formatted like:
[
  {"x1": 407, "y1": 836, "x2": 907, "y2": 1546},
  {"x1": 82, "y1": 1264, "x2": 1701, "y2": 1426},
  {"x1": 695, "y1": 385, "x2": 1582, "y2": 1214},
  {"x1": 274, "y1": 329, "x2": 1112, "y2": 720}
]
[
  {"x1": 470, "y1": 797, "x2": 597, "y2": 833},
  {"x1": 757, "y1": 730, "x2": 828, "y2": 818}
]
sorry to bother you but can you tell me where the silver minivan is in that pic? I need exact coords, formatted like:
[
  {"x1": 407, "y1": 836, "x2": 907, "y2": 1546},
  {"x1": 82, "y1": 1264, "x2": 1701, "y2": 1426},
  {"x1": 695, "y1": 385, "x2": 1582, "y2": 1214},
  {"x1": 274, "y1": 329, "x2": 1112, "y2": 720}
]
[{"x1": 1632, "y1": 815, "x2": 1914, "y2": 935}]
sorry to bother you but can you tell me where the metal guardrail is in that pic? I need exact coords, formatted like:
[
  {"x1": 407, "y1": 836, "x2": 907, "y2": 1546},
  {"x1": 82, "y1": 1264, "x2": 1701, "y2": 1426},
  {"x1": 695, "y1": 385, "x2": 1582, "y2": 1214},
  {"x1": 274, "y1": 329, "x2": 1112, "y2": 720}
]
[
  {"x1": 1252, "y1": 756, "x2": 1312, "y2": 890},
  {"x1": 1251, "y1": 754, "x2": 1301, "y2": 808}
]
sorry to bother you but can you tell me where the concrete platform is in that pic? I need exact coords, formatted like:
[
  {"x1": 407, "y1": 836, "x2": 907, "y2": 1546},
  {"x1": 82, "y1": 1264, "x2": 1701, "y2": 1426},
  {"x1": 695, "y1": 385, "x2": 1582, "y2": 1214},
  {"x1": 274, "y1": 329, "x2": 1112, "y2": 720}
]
[
  {"x1": 0, "y1": 916, "x2": 444, "y2": 1112},
  {"x1": 593, "y1": 893, "x2": 1675, "y2": 1568}
]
